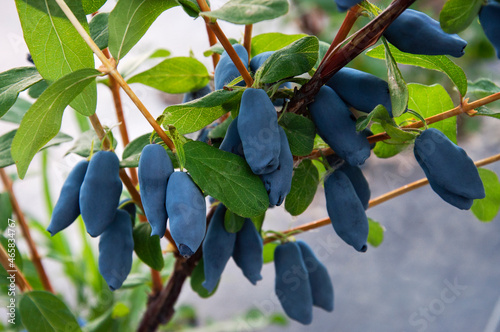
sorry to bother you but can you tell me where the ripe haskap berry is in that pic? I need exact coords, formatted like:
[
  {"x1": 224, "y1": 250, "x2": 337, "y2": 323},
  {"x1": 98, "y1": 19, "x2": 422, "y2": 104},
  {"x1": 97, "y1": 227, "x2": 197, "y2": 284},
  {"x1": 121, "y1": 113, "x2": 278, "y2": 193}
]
[
  {"x1": 414, "y1": 128, "x2": 485, "y2": 210},
  {"x1": 337, "y1": 163, "x2": 371, "y2": 210},
  {"x1": 202, "y1": 204, "x2": 236, "y2": 292},
  {"x1": 219, "y1": 116, "x2": 244, "y2": 157},
  {"x1": 214, "y1": 44, "x2": 248, "y2": 90},
  {"x1": 326, "y1": 67, "x2": 393, "y2": 116},
  {"x1": 238, "y1": 88, "x2": 281, "y2": 174},
  {"x1": 182, "y1": 84, "x2": 212, "y2": 103},
  {"x1": 260, "y1": 127, "x2": 293, "y2": 206},
  {"x1": 47, "y1": 160, "x2": 88, "y2": 236},
  {"x1": 297, "y1": 241, "x2": 334, "y2": 312},
  {"x1": 232, "y1": 218, "x2": 263, "y2": 285},
  {"x1": 80, "y1": 151, "x2": 122, "y2": 237},
  {"x1": 384, "y1": 9, "x2": 467, "y2": 57},
  {"x1": 166, "y1": 172, "x2": 206, "y2": 258},
  {"x1": 325, "y1": 171, "x2": 368, "y2": 252},
  {"x1": 274, "y1": 242, "x2": 313, "y2": 325},
  {"x1": 309, "y1": 86, "x2": 371, "y2": 166},
  {"x1": 139, "y1": 144, "x2": 174, "y2": 237},
  {"x1": 335, "y1": 0, "x2": 363, "y2": 12},
  {"x1": 98, "y1": 209, "x2": 134, "y2": 291},
  {"x1": 479, "y1": 2, "x2": 500, "y2": 58}
]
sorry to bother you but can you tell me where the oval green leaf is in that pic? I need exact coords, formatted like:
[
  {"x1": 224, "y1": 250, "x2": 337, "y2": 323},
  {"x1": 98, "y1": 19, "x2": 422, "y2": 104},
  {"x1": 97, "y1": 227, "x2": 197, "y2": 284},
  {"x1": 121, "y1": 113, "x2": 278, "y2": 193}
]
[
  {"x1": 202, "y1": 0, "x2": 289, "y2": 25},
  {"x1": 133, "y1": 223, "x2": 164, "y2": 271}
]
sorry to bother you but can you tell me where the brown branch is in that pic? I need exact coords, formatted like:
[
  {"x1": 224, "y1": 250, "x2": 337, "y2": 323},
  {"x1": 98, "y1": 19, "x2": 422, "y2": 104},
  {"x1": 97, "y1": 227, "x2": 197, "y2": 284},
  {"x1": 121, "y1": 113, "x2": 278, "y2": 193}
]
[
  {"x1": 138, "y1": 206, "x2": 217, "y2": 332},
  {"x1": 0, "y1": 169, "x2": 54, "y2": 293},
  {"x1": 264, "y1": 152, "x2": 500, "y2": 244},
  {"x1": 196, "y1": 0, "x2": 254, "y2": 87},
  {"x1": 205, "y1": 24, "x2": 220, "y2": 69},
  {"x1": 287, "y1": 0, "x2": 416, "y2": 115},
  {"x1": 0, "y1": 244, "x2": 32, "y2": 292},
  {"x1": 244, "y1": 24, "x2": 253, "y2": 58}
]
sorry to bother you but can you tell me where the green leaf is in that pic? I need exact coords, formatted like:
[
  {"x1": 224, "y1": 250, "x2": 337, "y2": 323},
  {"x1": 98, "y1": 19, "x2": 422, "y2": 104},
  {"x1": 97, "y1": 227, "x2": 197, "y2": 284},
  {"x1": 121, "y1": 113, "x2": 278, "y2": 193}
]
[
  {"x1": 120, "y1": 134, "x2": 179, "y2": 169},
  {"x1": 133, "y1": 223, "x2": 164, "y2": 271},
  {"x1": 82, "y1": 0, "x2": 107, "y2": 14},
  {"x1": 20, "y1": 291, "x2": 82, "y2": 332},
  {"x1": 381, "y1": 122, "x2": 418, "y2": 142},
  {"x1": 468, "y1": 79, "x2": 500, "y2": 98},
  {"x1": 0, "y1": 193, "x2": 13, "y2": 232},
  {"x1": 108, "y1": 0, "x2": 178, "y2": 61},
  {"x1": 251, "y1": 33, "x2": 307, "y2": 58},
  {"x1": 167, "y1": 126, "x2": 187, "y2": 168},
  {"x1": 162, "y1": 89, "x2": 243, "y2": 134},
  {"x1": 0, "y1": 67, "x2": 42, "y2": 118},
  {"x1": 278, "y1": 113, "x2": 316, "y2": 157},
  {"x1": 1, "y1": 98, "x2": 32, "y2": 124},
  {"x1": 208, "y1": 115, "x2": 233, "y2": 139},
  {"x1": 312, "y1": 40, "x2": 331, "y2": 72},
  {"x1": 474, "y1": 107, "x2": 500, "y2": 120},
  {"x1": 366, "y1": 44, "x2": 467, "y2": 96},
  {"x1": 28, "y1": 79, "x2": 49, "y2": 99},
  {"x1": 203, "y1": 39, "x2": 239, "y2": 57},
  {"x1": 382, "y1": 38, "x2": 408, "y2": 118},
  {"x1": 471, "y1": 169, "x2": 500, "y2": 222},
  {"x1": 177, "y1": 0, "x2": 204, "y2": 18},
  {"x1": 90, "y1": 13, "x2": 109, "y2": 50},
  {"x1": 190, "y1": 259, "x2": 218, "y2": 298},
  {"x1": 285, "y1": 159, "x2": 319, "y2": 216},
  {"x1": 202, "y1": 0, "x2": 289, "y2": 25},
  {"x1": 355, "y1": 104, "x2": 393, "y2": 131},
  {"x1": 263, "y1": 242, "x2": 278, "y2": 263},
  {"x1": 371, "y1": 124, "x2": 408, "y2": 159},
  {"x1": 15, "y1": 0, "x2": 97, "y2": 116},
  {"x1": 251, "y1": 212, "x2": 265, "y2": 233},
  {"x1": 11, "y1": 69, "x2": 100, "y2": 178},
  {"x1": 367, "y1": 218, "x2": 385, "y2": 247},
  {"x1": 66, "y1": 129, "x2": 116, "y2": 158},
  {"x1": 255, "y1": 36, "x2": 319, "y2": 84},
  {"x1": 128, "y1": 57, "x2": 210, "y2": 94},
  {"x1": 439, "y1": 0, "x2": 483, "y2": 34},
  {"x1": 224, "y1": 210, "x2": 245, "y2": 233},
  {"x1": 1, "y1": 130, "x2": 72, "y2": 169},
  {"x1": 184, "y1": 141, "x2": 268, "y2": 218}
]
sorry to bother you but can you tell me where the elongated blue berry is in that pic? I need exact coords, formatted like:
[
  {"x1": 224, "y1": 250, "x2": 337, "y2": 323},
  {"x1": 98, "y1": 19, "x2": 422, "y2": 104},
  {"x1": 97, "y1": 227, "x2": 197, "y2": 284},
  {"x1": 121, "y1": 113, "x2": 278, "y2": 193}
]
[
  {"x1": 326, "y1": 67, "x2": 393, "y2": 116},
  {"x1": 274, "y1": 242, "x2": 313, "y2": 325},
  {"x1": 238, "y1": 88, "x2": 281, "y2": 174},
  {"x1": 214, "y1": 44, "x2": 248, "y2": 90},
  {"x1": 139, "y1": 144, "x2": 174, "y2": 237},
  {"x1": 260, "y1": 127, "x2": 293, "y2": 206},
  {"x1": 479, "y1": 2, "x2": 500, "y2": 58},
  {"x1": 337, "y1": 163, "x2": 371, "y2": 210},
  {"x1": 325, "y1": 171, "x2": 368, "y2": 252},
  {"x1": 309, "y1": 86, "x2": 371, "y2": 166},
  {"x1": 335, "y1": 0, "x2": 363, "y2": 11},
  {"x1": 47, "y1": 160, "x2": 88, "y2": 236},
  {"x1": 219, "y1": 116, "x2": 244, "y2": 157},
  {"x1": 414, "y1": 128, "x2": 485, "y2": 209},
  {"x1": 202, "y1": 204, "x2": 236, "y2": 292},
  {"x1": 182, "y1": 84, "x2": 212, "y2": 103},
  {"x1": 98, "y1": 209, "x2": 134, "y2": 291},
  {"x1": 384, "y1": 9, "x2": 467, "y2": 57},
  {"x1": 166, "y1": 172, "x2": 206, "y2": 258},
  {"x1": 119, "y1": 199, "x2": 136, "y2": 225},
  {"x1": 232, "y1": 218, "x2": 263, "y2": 284},
  {"x1": 297, "y1": 240, "x2": 334, "y2": 312},
  {"x1": 80, "y1": 151, "x2": 122, "y2": 237}
]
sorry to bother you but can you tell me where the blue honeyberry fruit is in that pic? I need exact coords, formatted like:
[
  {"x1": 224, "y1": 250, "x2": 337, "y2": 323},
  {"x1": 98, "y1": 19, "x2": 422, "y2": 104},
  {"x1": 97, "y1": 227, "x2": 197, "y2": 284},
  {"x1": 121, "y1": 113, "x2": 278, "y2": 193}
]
[
  {"x1": 309, "y1": 86, "x2": 371, "y2": 166},
  {"x1": 413, "y1": 128, "x2": 485, "y2": 210},
  {"x1": 337, "y1": 163, "x2": 371, "y2": 210},
  {"x1": 260, "y1": 126, "x2": 293, "y2": 206},
  {"x1": 47, "y1": 160, "x2": 89, "y2": 236},
  {"x1": 139, "y1": 144, "x2": 174, "y2": 237},
  {"x1": 274, "y1": 242, "x2": 313, "y2": 325},
  {"x1": 326, "y1": 67, "x2": 393, "y2": 116},
  {"x1": 202, "y1": 204, "x2": 236, "y2": 292},
  {"x1": 238, "y1": 88, "x2": 281, "y2": 174},
  {"x1": 232, "y1": 218, "x2": 263, "y2": 285},
  {"x1": 214, "y1": 44, "x2": 249, "y2": 90},
  {"x1": 297, "y1": 240, "x2": 334, "y2": 312},
  {"x1": 98, "y1": 209, "x2": 134, "y2": 291},
  {"x1": 219, "y1": 116, "x2": 244, "y2": 157},
  {"x1": 324, "y1": 170, "x2": 368, "y2": 252},
  {"x1": 166, "y1": 172, "x2": 207, "y2": 258},
  {"x1": 80, "y1": 151, "x2": 122, "y2": 237},
  {"x1": 384, "y1": 9, "x2": 467, "y2": 57},
  {"x1": 119, "y1": 199, "x2": 136, "y2": 225},
  {"x1": 335, "y1": 0, "x2": 363, "y2": 11},
  {"x1": 479, "y1": 2, "x2": 500, "y2": 59},
  {"x1": 182, "y1": 84, "x2": 212, "y2": 103}
]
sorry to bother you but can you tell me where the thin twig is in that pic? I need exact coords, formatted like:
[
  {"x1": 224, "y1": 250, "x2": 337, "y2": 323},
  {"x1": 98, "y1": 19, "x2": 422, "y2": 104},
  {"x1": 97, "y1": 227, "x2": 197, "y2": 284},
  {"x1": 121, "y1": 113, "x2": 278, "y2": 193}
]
[
  {"x1": 244, "y1": 24, "x2": 253, "y2": 58},
  {"x1": 0, "y1": 244, "x2": 32, "y2": 292},
  {"x1": 54, "y1": 0, "x2": 175, "y2": 152},
  {"x1": 264, "y1": 152, "x2": 500, "y2": 244},
  {"x1": 205, "y1": 24, "x2": 220, "y2": 69},
  {"x1": 0, "y1": 169, "x2": 54, "y2": 293}
]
